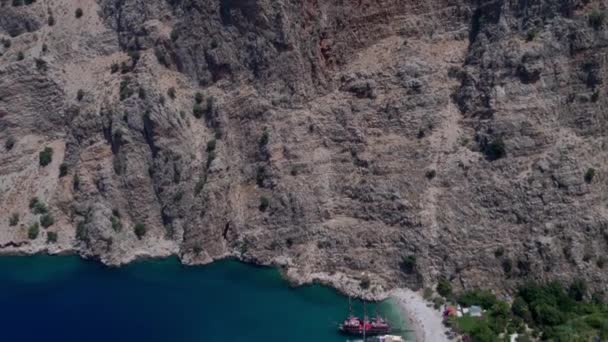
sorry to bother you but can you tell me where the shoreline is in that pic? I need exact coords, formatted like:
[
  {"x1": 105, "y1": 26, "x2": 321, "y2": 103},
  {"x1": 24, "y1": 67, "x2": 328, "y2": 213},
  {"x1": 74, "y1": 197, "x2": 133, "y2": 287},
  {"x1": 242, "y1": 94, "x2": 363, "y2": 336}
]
[
  {"x1": 0, "y1": 250, "x2": 443, "y2": 341},
  {"x1": 390, "y1": 288, "x2": 450, "y2": 342}
]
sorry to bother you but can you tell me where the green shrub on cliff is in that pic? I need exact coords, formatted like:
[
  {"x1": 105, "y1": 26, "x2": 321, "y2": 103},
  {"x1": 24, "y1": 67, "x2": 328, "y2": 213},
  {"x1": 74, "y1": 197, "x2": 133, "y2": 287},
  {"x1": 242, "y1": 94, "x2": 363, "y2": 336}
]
[
  {"x1": 59, "y1": 163, "x2": 68, "y2": 177},
  {"x1": 111, "y1": 215, "x2": 122, "y2": 232},
  {"x1": 46, "y1": 231, "x2": 58, "y2": 243},
  {"x1": 589, "y1": 9, "x2": 606, "y2": 30},
  {"x1": 28, "y1": 223, "x2": 39, "y2": 239},
  {"x1": 39, "y1": 147, "x2": 53, "y2": 166},
  {"x1": 484, "y1": 136, "x2": 505, "y2": 161},
  {"x1": 259, "y1": 196, "x2": 269, "y2": 212},
  {"x1": 9, "y1": 213, "x2": 19, "y2": 226},
  {"x1": 5, "y1": 136, "x2": 15, "y2": 150},
  {"x1": 40, "y1": 213, "x2": 54, "y2": 228},
  {"x1": 437, "y1": 277, "x2": 452, "y2": 298},
  {"x1": 585, "y1": 168, "x2": 596, "y2": 184},
  {"x1": 134, "y1": 223, "x2": 146, "y2": 240},
  {"x1": 167, "y1": 87, "x2": 176, "y2": 99},
  {"x1": 195, "y1": 92, "x2": 203, "y2": 104},
  {"x1": 29, "y1": 197, "x2": 48, "y2": 215},
  {"x1": 193, "y1": 104, "x2": 204, "y2": 118}
]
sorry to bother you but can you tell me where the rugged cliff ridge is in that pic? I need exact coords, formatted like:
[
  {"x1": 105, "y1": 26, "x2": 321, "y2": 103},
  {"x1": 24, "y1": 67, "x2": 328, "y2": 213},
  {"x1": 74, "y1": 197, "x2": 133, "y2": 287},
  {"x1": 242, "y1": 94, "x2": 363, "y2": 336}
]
[{"x1": 1, "y1": 0, "x2": 607, "y2": 297}]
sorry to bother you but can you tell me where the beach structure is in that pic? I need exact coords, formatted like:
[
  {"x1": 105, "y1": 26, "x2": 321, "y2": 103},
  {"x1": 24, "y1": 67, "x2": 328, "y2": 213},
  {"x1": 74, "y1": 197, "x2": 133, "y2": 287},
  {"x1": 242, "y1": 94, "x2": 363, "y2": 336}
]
[
  {"x1": 443, "y1": 306, "x2": 458, "y2": 317},
  {"x1": 469, "y1": 306, "x2": 482, "y2": 317}
]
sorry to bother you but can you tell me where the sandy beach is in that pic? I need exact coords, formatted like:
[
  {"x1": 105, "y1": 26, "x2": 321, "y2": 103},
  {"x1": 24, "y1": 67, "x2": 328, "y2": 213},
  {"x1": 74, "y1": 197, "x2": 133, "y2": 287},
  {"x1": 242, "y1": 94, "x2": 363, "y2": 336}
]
[{"x1": 390, "y1": 289, "x2": 450, "y2": 342}]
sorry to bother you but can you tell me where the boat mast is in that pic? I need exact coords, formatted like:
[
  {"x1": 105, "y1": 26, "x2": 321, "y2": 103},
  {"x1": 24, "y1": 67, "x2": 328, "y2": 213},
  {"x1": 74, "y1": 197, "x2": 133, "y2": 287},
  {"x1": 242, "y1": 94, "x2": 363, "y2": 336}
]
[{"x1": 363, "y1": 300, "x2": 366, "y2": 342}]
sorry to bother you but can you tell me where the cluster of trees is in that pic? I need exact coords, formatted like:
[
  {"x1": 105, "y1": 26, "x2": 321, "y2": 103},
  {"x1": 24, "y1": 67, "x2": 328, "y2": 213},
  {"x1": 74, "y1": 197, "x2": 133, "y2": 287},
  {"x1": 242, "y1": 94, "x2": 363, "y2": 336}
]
[{"x1": 448, "y1": 281, "x2": 608, "y2": 341}]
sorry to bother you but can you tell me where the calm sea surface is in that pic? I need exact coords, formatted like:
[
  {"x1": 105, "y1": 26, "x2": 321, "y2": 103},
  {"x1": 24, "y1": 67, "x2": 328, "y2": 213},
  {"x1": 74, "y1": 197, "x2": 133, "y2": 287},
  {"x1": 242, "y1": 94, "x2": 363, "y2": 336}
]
[{"x1": 0, "y1": 255, "x2": 409, "y2": 342}]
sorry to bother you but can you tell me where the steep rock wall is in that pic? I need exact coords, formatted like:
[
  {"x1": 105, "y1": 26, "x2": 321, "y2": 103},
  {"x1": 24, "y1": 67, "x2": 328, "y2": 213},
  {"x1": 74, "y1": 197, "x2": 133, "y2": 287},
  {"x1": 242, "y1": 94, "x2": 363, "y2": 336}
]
[{"x1": 1, "y1": 0, "x2": 607, "y2": 297}]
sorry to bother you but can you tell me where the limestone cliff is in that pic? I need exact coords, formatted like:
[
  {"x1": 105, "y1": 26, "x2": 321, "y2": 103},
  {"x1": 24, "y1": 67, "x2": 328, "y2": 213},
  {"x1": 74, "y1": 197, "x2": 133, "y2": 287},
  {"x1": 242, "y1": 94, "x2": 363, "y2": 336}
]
[{"x1": 1, "y1": 0, "x2": 608, "y2": 298}]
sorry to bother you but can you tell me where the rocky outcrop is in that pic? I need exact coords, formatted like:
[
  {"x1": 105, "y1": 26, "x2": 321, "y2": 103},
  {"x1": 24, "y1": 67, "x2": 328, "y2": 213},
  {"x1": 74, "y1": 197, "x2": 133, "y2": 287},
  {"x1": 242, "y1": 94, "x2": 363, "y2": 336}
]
[{"x1": 1, "y1": 0, "x2": 608, "y2": 298}]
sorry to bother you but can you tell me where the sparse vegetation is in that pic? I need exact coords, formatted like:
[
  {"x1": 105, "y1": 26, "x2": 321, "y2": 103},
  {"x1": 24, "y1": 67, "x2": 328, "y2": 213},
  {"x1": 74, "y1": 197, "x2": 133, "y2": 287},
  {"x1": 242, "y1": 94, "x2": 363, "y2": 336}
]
[
  {"x1": 35, "y1": 58, "x2": 47, "y2": 71},
  {"x1": 206, "y1": 151, "x2": 216, "y2": 168},
  {"x1": 206, "y1": 139, "x2": 216, "y2": 152},
  {"x1": 433, "y1": 296, "x2": 445, "y2": 310},
  {"x1": 40, "y1": 213, "x2": 54, "y2": 228},
  {"x1": 170, "y1": 29, "x2": 179, "y2": 42},
  {"x1": 167, "y1": 87, "x2": 176, "y2": 99},
  {"x1": 502, "y1": 258, "x2": 513, "y2": 274},
  {"x1": 259, "y1": 130, "x2": 269, "y2": 147},
  {"x1": 425, "y1": 169, "x2": 436, "y2": 180},
  {"x1": 193, "y1": 103, "x2": 204, "y2": 118},
  {"x1": 59, "y1": 163, "x2": 68, "y2": 177},
  {"x1": 154, "y1": 47, "x2": 168, "y2": 66},
  {"x1": 259, "y1": 196, "x2": 270, "y2": 212},
  {"x1": 423, "y1": 287, "x2": 434, "y2": 300},
  {"x1": 585, "y1": 167, "x2": 596, "y2": 183},
  {"x1": 9, "y1": 213, "x2": 19, "y2": 226},
  {"x1": 436, "y1": 277, "x2": 452, "y2": 298},
  {"x1": 598, "y1": 256, "x2": 606, "y2": 269},
  {"x1": 589, "y1": 9, "x2": 606, "y2": 30},
  {"x1": 111, "y1": 63, "x2": 119, "y2": 74},
  {"x1": 111, "y1": 215, "x2": 122, "y2": 232},
  {"x1": 214, "y1": 126, "x2": 223, "y2": 140},
  {"x1": 592, "y1": 89, "x2": 600, "y2": 102},
  {"x1": 76, "y1": 221, "x2": 87, "y2": 241},
  {"x1": 119, "y1": 80, "x2": 133, "y2": 101},
  {"x1": 5, "y1": 136, "x2": 15, "y2": 150},
  {"x1": 204, "y1": 97, "x2": 215, "y2": 121},
  {"x1": 484, "y1": 136, "x2": 506, "y2": 161},
  {"x1": 128, "y1": 50, "x2": 140, "y2": 64},
  {"x1": 359, "y1": 277, "x2": 371, "y2": 290},
  {"x1": 39, "y1": 147, "x2": 53, "y2": 166},
  {"x1": 400, "y1": 255, "x2": 417, "y2": 274},
  {"x1": 194, "y1": 179, "x2": 205, "y2": 195},
  {"x1": 28, "y1": 223, "x2": 39, "y2": 240},
  {"x1": 417, "y1": 129, "x2": 425, "y2": 139},
  {"x1": 29, "y1": 197, "x2": 48, "y2": 214},
  {"x1": 195, "y1": 92, "x2": 203, "y2": 104},
  {"x1": 73, "y1": 174, "x2": 80, "y2": 191},
  {"x1": 75, "y1": 8, "x2": 83, "y2": 18},
  {"x1": 494, "y1": 246, "x2": 505, "y2": 258},
  {"x1": 173, "y1": 191, "x2": 183, "y2": 202},
  {"x1": 134, "y1": 223, "x2": 146, "y2": 239},
  {"x1": 46, "y1": 231, "x2": 58, "y2": 243},
  {"x1": 526, "y1": 28, "x2": 538, "y2": 41},
  {"x1": 256, "y1": 166, "x2": 268, "y2": 187}
]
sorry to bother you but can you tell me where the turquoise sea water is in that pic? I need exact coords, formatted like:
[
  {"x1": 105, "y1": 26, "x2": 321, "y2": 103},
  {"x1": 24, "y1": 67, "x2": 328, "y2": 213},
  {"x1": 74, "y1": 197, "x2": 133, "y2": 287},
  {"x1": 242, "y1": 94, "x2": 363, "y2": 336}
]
[{"x1": 0, "y1": 255, "x2": 409, "y2": 342}]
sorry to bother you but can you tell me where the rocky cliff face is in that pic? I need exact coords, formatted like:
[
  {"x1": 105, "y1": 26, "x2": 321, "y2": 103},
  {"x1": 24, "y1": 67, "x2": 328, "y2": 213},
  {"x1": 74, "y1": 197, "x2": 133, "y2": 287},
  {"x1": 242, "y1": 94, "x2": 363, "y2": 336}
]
[{"x1": 1, "y1": 0, "x2": 607, "y2": 298}]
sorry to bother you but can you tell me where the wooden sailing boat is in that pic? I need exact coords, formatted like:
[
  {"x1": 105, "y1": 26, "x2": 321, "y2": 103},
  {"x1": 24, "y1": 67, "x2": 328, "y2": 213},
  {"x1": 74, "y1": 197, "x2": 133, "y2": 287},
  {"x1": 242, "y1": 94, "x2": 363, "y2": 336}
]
[{"x1": 338, "y1": 298, "x2": 391, "y2": 337}]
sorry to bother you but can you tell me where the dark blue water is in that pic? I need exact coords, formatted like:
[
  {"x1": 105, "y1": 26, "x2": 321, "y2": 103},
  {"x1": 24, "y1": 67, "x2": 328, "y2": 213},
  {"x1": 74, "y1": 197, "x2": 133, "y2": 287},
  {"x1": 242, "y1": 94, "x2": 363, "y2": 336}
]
[{"x1": 0, "y1": 255, "x2": 407, "y2": 342}]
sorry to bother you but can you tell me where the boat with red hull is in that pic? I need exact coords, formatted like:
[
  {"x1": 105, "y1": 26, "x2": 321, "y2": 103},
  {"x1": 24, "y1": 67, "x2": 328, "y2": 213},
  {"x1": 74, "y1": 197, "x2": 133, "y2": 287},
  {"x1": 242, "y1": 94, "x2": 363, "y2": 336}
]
[
  {"x1": 339, "y1": 315, "x2": 392, "y2": 336},
  {"x1": 338, "y1": 298, "x2": 391, "y2": 337}
]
